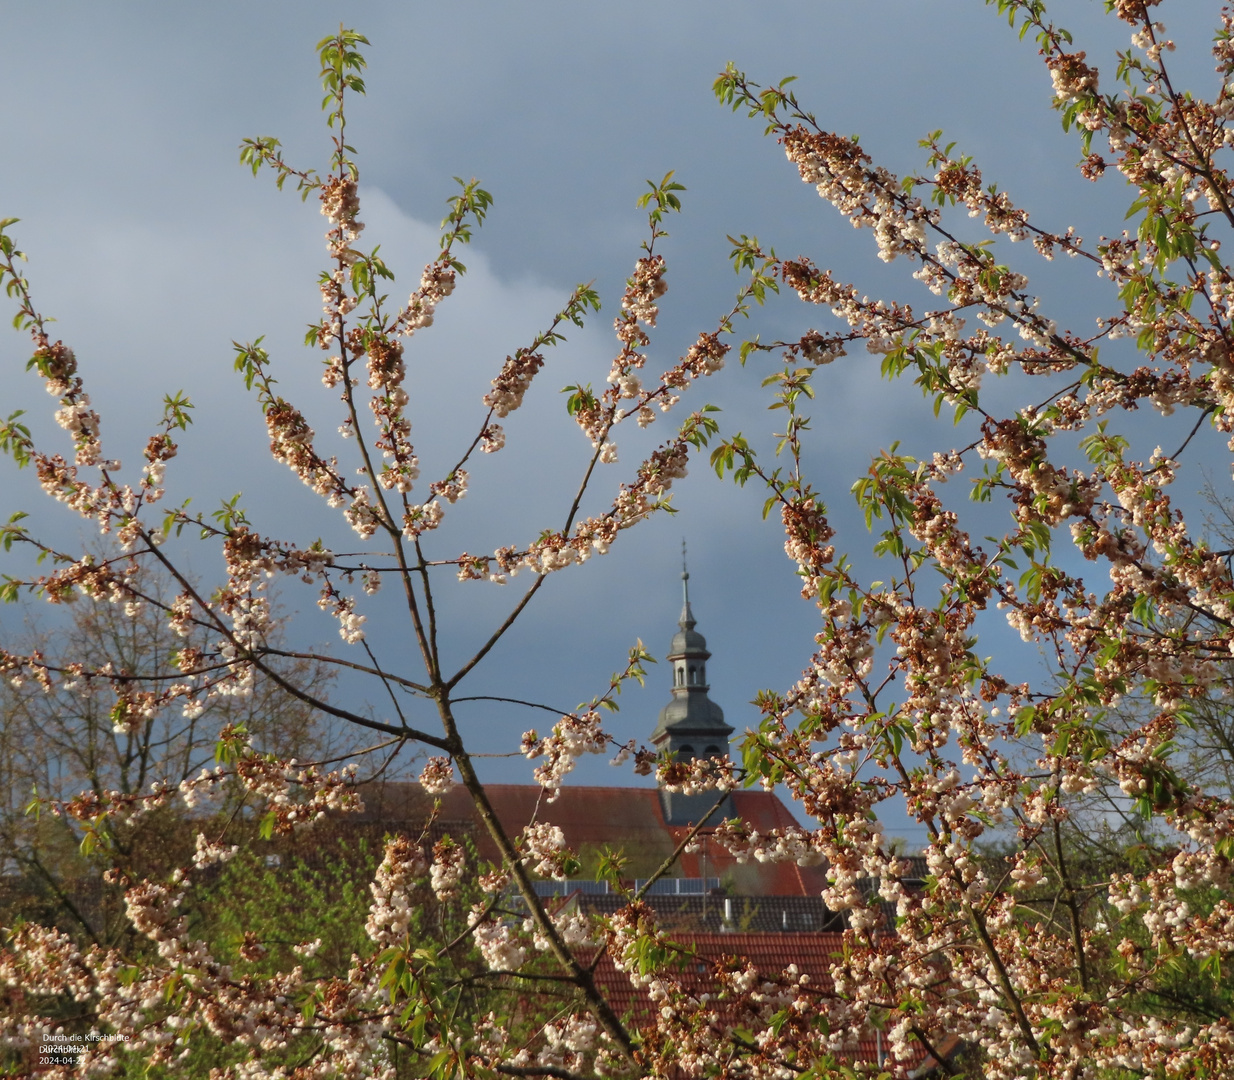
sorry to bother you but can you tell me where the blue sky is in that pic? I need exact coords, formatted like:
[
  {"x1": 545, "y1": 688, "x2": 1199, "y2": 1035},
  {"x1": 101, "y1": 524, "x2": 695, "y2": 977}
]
[{"x1": 1, "y1": 3, "x2": 1228, "y2": 843}]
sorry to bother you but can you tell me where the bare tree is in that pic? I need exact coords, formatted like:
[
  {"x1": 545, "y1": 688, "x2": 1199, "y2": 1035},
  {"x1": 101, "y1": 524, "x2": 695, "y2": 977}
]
[{"x1": 0, "y1": 564, "x2": 333, "y2": 946}]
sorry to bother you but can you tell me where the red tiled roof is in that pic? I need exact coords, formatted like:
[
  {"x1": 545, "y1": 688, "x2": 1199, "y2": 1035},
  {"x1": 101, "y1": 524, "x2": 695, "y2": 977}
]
[
  {"x1": 590, "y1": 931, "x2": 847, "y2": 1017},
  {"x1": 356, "y1": 782, "x2": 831, "y2": 896},
  {"x1": 590, "y1": 932, "x2": 912, "y2": 1072}
]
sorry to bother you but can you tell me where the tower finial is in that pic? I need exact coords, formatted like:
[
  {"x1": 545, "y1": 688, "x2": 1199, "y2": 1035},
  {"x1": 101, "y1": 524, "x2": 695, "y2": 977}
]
[{"x1": 679, "y1": 538, "x2": 695, "y2": 630}]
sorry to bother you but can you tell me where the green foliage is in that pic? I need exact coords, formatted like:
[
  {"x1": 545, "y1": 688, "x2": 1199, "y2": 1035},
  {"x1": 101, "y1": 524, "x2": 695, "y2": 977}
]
[
  {"x1": 200, "y1": 842, "x2": 377, "y2": 981},
  {"x1": 0, "y1": 411, "x2": 31, "y2": 469},
  {"x1": 438, "y1": 177, "x2": 495, "y2": 269},
  {"x1": 317, "y1": 27, "x2": 370, "y2": 116},
  {"x1": 636, "y1": 171, "x2": 686, "y2": 245}
]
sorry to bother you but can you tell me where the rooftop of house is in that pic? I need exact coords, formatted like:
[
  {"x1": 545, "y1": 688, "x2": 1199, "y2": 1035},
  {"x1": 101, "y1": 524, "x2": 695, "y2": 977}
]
[
  {"x1": 586, "y1": 931, "x2": 925, "y2": 1072},
  {"x1": 355, "y1": 782, "x2": 832, "y2": 896}
]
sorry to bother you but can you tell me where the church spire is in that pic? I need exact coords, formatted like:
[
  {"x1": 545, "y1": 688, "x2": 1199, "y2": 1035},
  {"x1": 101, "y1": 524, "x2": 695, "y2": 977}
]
[
  {"x1": 652, "y1": 544, "x2": 735, "y2": 825},
  {"x1": 651, "y1": 545, "x2": 732, "y2": 755}
]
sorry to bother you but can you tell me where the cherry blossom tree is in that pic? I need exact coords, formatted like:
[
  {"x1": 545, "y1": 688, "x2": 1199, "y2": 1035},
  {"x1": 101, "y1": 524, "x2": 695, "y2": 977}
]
[
  {"x1": 8, "y1": 2, "x2": 1234, "y2": 1078},
  {"x1": 694, "y1": 1, "x2": 1234, "y2": 1076},
  {"x1": 0, "y1": 26, "x2": 766, "y2": 1080}
]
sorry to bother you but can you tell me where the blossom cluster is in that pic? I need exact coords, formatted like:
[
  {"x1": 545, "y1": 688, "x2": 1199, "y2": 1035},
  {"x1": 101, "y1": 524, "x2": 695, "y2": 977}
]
[
  {"x1": 521, "y1": 710, "x2": 610, "y2": 799},
  {"x1": 520, "y1": 822, "x2": 572, "y2": 879},
  {"x1": 366, "y1": 834, "x2": 429, "y2": 947},
  {"x1": 429, "y1": 838, "x2": 464, "y2": 901}
]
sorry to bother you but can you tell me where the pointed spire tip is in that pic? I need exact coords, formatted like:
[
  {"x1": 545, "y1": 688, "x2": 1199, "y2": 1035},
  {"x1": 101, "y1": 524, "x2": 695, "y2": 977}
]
[{"x1": 679, "y1": 538, "x2": 695, "y2": 630}]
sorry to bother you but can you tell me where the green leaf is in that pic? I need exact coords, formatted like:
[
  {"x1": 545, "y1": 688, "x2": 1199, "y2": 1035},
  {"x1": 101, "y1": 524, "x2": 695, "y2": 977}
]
[{"x1": 259, "y1": 811, "x2": 277, "y2": 841}]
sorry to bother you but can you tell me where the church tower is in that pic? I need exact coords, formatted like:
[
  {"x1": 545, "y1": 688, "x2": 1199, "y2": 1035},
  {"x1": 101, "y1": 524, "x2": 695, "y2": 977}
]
[{"x1": 652, "y1": 545, "x2": 734, "y2": 825}]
